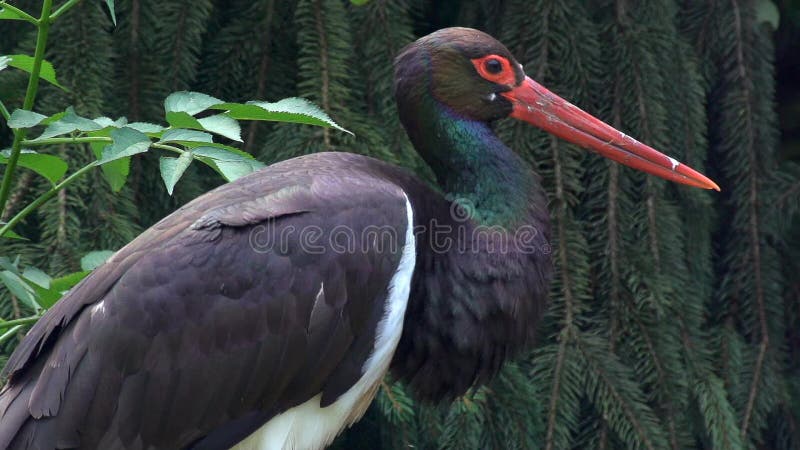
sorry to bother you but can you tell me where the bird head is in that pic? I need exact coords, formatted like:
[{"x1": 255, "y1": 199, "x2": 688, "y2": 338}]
[{"x1": 394, "y1": 27, "x2": 719, "y2": 191}]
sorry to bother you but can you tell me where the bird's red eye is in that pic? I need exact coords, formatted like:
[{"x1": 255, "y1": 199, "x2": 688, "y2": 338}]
[{"x1": 471, "y1": 54, "x2": 516, "y2": 86}]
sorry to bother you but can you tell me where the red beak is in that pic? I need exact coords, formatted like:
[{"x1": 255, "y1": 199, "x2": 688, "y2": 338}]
[{"x1": 502, "y1": 77, "x2": 720, "y2": 191}]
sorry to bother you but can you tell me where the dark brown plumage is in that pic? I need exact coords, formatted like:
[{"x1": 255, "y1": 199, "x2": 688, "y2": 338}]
[{"x1": 0, "y1": 155, "x2": 415, "y2": 448}]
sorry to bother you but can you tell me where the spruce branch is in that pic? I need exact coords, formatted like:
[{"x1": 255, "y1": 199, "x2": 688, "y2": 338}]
[
  {"x1": 727, "y1": 0, "x2": 768, "y2": 439},
  {"x1": 544, "y1": 327, "x2": 572, "y2": 450},
  {"x1": 313, "y1": 0, "x2": 331, "y2": 148},
  {"x1": 127, "y1": 0, "x2": 141, "y2": 121},
  {"x1": 244, "y1": 0, "x2": 276, "y2": 152},
  {"x1": 578, "y1": 338, "x2": 663, "y2": 450}
]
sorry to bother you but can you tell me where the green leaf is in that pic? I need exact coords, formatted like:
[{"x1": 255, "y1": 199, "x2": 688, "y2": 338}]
[
  {"x1": 211, "y1": 98, "x2": 351, "y2": 134},
  {"x1": 90, "y1": 141, "x2": 130, "y2": 192},
  {"x1": 0, "y1": 227, "x2": 25, "y2": 240},
  {"x1": 18, "y1": 266, "x2": 63, "y2": 308},
  {"x1": 0, "y1": 7, "x2": 25, "y2": 20},
  {"x1": 193, "y1": 155, "x2": 263, "y2": 182},
  {"x1": 176, "y1": 140, "x2": 253, "y2": 155},
  {"x1": 80, "y1": 250, "x2": 115, "y2": 271},
  {"x1": 6, "y1": 54, "x2": 68, "y2": 91},
  {"x1": 40, "y1": 110, "x2": 67, "y2": 124},
  {"x1": 92, "y1": 116, "x2": 127, "y2": 128},
  {"x1": 33, "y1": 107, "x2": 103, "y2": 140},
  {"x1": 98, "y1": 127, "x2": 151, "y2": 164},
  {"x1": 159, "y1": 153, "x2": 193, "y2": 195},
  {"x1": 209, "y1": 159, "x2": 263, "y2": 181},
  {"x1": 50, "y1": 271, "x2": 90, "y2": 292},
  {"x1": 159, "y1": 128, "x2": 213, "y2": 144},
  {"x1": 0, "y1": 149, "x2": 68, "y2": 184},
  {"x1": 191, "y1": 146, "x2": 255, "y2": 162},
  {"x1": 127, "y1": 122, "x2": 165, "y2": 133},
  {"x1": 30, "y1": 285, "x2": 60, "y2": 309},
  {"x1": 102, "y1": 157, "x2": 130, "y2": 191},
  {"x1": 198, "y1": 114, "x2": 241, "y2": 141},
  {"x1": 0, "y1": 55, "x2": 9, "y2": 71},
  {"x1": 164, "y1": 91, "x2": 223, "y2": 115},
  {"x1": 165, "y1": 111, "x2": 204, "y2": 129},
  {"x1": 190, "y1": 146, "x2": 263, "y2": 181},
  {"x1": 164, "y1": 114, "x2": 243, "y2": 141},
  {"x1": 0, "y1": 270, "x2": 39, "y2": 310},
  {"x1": 104, "y1": 0, "x2": 117, "y2": 26},
  {"x1": 0, "y1": 256, "x2": 20, "y2": 273},
  {"x1": 7, "y1": 109, "x2": 47, "y2": 128},
  {"x1": 22, "y1": 267, "x2": 51, "y2": 289}
]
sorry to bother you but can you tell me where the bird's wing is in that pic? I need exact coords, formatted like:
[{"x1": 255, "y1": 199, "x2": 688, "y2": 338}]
[{"x1": 0, "y1": 157, "x2": 413, "y2": 449}]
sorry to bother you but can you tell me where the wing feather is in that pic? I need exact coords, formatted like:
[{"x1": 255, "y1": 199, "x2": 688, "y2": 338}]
[{"x1": 0, "y1": 153, "x2": 412, "y2": 449}]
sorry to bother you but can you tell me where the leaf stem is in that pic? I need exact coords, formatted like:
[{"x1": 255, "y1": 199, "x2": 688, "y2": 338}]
[
  {"x1": 0, "y1": 325, "x2": 24, "y2": 345},
  {"x1": 0, "y1": 161, "x2": 96, "y2": 238},
  {"x1": 0, "y1": 2, "x2": 39, "y2": 25},
  {"x1": 1, "y1": 135, "x2": 188, "y2": 237},
  {"x1": 23, "y1": 136, "x2": 112, "y2": 145},
  {"x1": 0, "y1": 315, "x2": 40, "y2": 330},
  {"x1": 50, "y1": 0, "x2": 82, "y2": 21},
  {"x1": 23, "y1": 136, "x2": 186, "y2": 155},
  {"x1": 0, "y1": 99, "x2": 11, "y2": 122},
  {"x1": 152, "y1": 143, "x2": 186, "y2": 154},
  {"x1": 0, "y1": 0, "x2": 54, "y2": 218}
]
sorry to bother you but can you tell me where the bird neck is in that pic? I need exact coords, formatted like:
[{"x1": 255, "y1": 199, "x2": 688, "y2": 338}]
[
  {"x1": 404, "y1": 100, "x2": 536, "y2": 227},
  {"x1": 390, "y1": 87, "x2": 555, "y2": 401},
  {"x1": 391, "y1": 98, "x2": 554, "y2": 400}
]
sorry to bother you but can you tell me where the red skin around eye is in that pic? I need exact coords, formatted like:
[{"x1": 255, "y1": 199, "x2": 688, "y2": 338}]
[{"x1": 471, "y1": 54, "x2": 517, "y2": 86}]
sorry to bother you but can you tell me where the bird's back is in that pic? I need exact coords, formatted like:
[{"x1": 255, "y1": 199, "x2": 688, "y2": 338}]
[{"x1": 0, "y1": 152, "x2": 421, "y2": 450}]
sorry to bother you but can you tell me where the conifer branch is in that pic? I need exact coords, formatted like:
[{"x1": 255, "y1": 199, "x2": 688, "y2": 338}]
[
  {"x1": 728, "y1": 0, "x2": 768, "y2": 440},
  {"x1": 244, "y1": 0, "x2": 276, "y2": 152},
  {"x1": 533, "y1": 2, "x2": 550, "y2": 81},
  {"x1": 608, "y1": 86, "x2": 622, "y2": 347},
  {"x1": 776, "y1": 180, "x2": 800, "y2": 208},
  {"x1": 630, "y1": 61, "x2": 662, "y2": 269},
  {"x1": 552, "y1": 139, "x2": 574, "y2": 318},
  {"x1": 380, "y1": 380, "x2": 403, "y2": 415},
  {"x1": 598, "y1": 70, "x2": 624, "y2": 450},
  {"x1": 577, "y1": 339, "x2": 658, "y2": 450},
  {"x1": 168, "y1": 4, "x2": 188, "y2": 92},
  {"x1": 313, "y1": 0, "x2": 331, "y2": 148},
  {"x1": 615, "y1": 5, "x2": 679, "y2": 444},
  {"x1": 545, "y1": 327, "x2": 571, "y2": 450},
  {"x1": 128, "y1": 0, "x2": 141, "y2": 121},
  {"x1": 629, "y1": 312, "x2": 679, "y2": 450}
]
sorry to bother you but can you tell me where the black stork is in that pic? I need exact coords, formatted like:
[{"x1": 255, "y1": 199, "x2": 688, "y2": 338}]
[{"x1": 0, "y1": 28, "x2": 718, "y2": 450}]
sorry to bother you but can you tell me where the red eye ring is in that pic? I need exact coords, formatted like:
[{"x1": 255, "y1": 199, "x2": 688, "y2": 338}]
[{"x1": 471, "y1": 54, "x2": 516, "y2": 86}]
